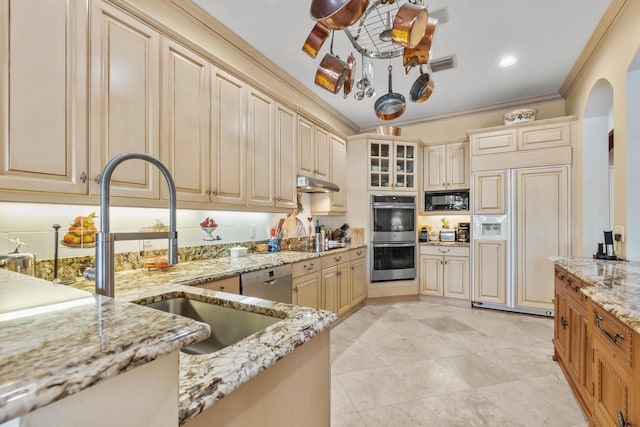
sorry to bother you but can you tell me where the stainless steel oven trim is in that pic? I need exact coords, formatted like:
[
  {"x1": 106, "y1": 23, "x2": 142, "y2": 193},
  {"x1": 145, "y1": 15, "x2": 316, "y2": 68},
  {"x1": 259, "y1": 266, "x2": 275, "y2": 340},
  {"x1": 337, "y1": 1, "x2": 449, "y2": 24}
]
[{"x1": 370, "y1": 242, "x2": 417, "y2": 282}]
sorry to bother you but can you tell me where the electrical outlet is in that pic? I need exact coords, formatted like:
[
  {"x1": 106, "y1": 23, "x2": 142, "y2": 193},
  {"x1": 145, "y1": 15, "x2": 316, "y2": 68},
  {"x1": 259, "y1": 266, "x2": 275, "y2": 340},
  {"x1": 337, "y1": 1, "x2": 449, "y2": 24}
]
[{"x1": 614, "y1": 225, "x2": 625, "y2": 243}]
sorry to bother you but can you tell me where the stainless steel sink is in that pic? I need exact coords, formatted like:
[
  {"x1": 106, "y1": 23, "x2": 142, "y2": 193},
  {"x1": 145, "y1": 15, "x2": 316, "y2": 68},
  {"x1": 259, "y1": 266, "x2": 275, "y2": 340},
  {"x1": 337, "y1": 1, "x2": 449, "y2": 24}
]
[{"x1": 144, "y1": 297, "x2": 282, "y2": 355}]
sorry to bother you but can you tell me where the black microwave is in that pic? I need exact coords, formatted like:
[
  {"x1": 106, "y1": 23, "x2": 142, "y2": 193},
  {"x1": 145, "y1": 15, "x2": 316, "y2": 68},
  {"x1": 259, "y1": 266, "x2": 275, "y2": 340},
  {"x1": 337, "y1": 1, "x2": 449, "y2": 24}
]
[{"x1": 424, "y1": 190, "x2": 469, "y2": 212}]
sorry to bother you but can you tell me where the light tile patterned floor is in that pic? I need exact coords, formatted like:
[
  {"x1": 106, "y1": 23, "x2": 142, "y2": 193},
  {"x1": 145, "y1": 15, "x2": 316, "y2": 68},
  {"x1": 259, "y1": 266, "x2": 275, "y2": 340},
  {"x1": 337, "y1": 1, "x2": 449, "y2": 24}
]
[{"x1": 330, "y1": 301, "x2": 589, "y2": 427}]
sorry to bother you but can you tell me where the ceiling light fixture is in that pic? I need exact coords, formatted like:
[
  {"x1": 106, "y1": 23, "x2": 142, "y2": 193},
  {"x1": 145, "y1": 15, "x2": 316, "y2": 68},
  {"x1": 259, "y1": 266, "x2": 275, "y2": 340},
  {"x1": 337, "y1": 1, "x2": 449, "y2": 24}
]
[
  {"x1": 499, "y1": 55, "x2": 517, "y2": 67},
  {"x1": 302, "y1": 0, "x2": 439, "y2": 121}
]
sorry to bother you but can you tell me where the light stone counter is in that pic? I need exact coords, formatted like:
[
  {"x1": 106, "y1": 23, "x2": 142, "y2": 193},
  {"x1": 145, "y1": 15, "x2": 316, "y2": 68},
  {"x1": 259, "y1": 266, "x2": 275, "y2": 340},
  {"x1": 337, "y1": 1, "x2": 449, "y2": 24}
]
[
  {"x1": 551, "y1": 256, "x2": 640, "y2": 334},
  {"x1": 0, "y1": 269, "x2": 210, "y2": 424},
  {"x1": 69, "y1": 249, "x2": 352, "y2": 425}
]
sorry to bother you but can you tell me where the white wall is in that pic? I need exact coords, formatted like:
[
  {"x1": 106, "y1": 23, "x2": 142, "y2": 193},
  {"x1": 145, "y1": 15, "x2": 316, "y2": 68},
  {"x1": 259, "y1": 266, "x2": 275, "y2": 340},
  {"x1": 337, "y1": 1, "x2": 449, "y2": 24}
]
[{"x1": 626, "y1": 67, "x2": 640, "y2": 260}]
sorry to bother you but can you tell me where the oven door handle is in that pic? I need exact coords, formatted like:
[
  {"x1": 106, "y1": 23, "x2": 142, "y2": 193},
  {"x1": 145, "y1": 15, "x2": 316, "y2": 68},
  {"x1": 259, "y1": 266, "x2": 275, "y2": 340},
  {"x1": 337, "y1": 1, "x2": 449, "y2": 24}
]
[
  {"x1": 373, "y1": 243, "x2": 416, "y2": 248},
  {"x1": 372, "y1": 204, "x2": 415, "y2": 209}
]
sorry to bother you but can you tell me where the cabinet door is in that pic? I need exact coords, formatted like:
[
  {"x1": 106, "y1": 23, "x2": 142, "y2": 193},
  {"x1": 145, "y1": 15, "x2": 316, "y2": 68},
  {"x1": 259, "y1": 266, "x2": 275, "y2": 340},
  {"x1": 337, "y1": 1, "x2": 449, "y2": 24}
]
[
  {"x1": 368, "y1": 139, "x2": 392, "y2": 189},
  {"x1": 247, "y1": 88, "x2": 274, "y2": 207},
  {"x1": 579, "y1": 306, "x2": 593, "y2": 409},
  {"x1": 446, "y1": 143, "x2": 469, "y2": 190},
  {"x1": 517, "y1": 121, "x2": 571, "y2": 151},
  {"x1": 473, "y1": 170, "x2": 507, "y2": 214},
  {"x1": 515, "y1": 166, "x2": 568, "y2": 311},
  {"x1": 297, "y1": 116, "x2": 314, "y2": 177},
  {"x1": 160, "y1": 38, "x2": 210, "y2": 203},
  {"x1": 274, "y1": 104, "x2": 297, "y2": 209},
  {"x1": 350, "y1": 257, "x2": 366, "y2": 307},
  {"x1": 554, "y1": 286, "x2": 568, "y2": 362},
  {"x1": 443, "y1": 255, "x2": 469, "y2": 299},
  {"x1": 473, "y1": 239, "x2": 506, "y2": 304},
  {"x1": 593, "y1": 345, "x2": 634, "y2": 427},
  {"x1": 329, "y1": 134, "x2": 347, "y2": 212},
  {"x1": 420, "y1": 255, "x2": 443, "y2": 296},
  {"x1": 566, "y1": 297, "x2": 583, "y2": 384},
  {"x1": 314, "y1": 126, "x2": 330, "y2": 180},
  {"x1": 394, "y1": 142, "x2": 417, "y2": 190},
  {"x1": 0, "y1": 0, "x2": 88, "y2": 194},
  {"x1": 293, "y1": 272, "x2": 321, "y2": 310},
  {"x1": 321, "y1": 266, "x2": 338, "y2": 313},
  {"x1": 470, "y1": 129, "x2": 516, "y2": 156},
  {"x1": 90, "y1": 1, "x2": 160, "y2": 199},
  {"x1": 337, "y1": 262, "x2": 351, "y2": 316},
  {"x1": 423, "y1": 145, "x2": 446, "y2": 191},
  {"x1": 211, "y1": 66, "x2": 246, "y2": 205}
]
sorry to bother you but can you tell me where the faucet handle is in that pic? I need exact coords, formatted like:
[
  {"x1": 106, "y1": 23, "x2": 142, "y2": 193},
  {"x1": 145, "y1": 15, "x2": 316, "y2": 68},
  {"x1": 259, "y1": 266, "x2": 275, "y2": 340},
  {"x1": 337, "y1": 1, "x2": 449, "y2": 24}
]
[{"x1": 83, "y1": 267, "x2": 96, "y2": 281}]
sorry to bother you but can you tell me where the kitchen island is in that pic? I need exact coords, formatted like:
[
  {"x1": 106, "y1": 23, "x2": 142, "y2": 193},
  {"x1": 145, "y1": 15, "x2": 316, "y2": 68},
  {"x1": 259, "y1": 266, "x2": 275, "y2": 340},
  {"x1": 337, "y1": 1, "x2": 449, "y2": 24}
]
[
  {"x1": 551, "y1": 256, "x2": 640, "y2": 426},
  {"x1": 0, "y1": 249, "x2": 345, "y2": 426}
]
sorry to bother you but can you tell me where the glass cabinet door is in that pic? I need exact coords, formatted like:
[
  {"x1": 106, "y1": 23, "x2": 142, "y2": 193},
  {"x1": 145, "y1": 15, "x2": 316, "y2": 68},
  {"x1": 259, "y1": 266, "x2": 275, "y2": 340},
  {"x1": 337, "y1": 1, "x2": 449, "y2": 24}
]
[
  {"x1": 368, "y1": 140, "x2": 417, "y2": 190},
  {"x1": 369, "y1": 141, "x2": 391, "y2": 188},
  {"x1": 394, "y1": 142, "x2": 416, "y2": 190}
]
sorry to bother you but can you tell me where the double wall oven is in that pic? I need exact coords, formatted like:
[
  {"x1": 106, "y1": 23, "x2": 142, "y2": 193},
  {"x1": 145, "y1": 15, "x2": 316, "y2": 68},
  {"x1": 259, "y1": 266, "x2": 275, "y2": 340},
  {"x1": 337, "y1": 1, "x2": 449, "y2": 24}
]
[{"x1": 370, "y1": 195, "x2": 416, "y2": 282}]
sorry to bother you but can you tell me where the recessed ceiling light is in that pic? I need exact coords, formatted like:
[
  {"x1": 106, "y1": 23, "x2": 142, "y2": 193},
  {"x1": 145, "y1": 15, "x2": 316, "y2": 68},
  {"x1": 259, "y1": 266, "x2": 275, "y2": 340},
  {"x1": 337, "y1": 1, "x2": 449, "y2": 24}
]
[{"x1": 500, "y1": 56, "x2": 517, "y2": 67}]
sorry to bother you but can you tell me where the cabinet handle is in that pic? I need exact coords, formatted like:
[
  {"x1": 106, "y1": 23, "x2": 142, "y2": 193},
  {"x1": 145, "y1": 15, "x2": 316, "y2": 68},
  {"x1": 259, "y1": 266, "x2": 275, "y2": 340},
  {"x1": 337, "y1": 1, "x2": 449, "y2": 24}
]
[
  {"x1": 595, "y1": 315, "x2": 625, "y2": 344},
  {"x1": 334, "y1": 256, "x2": 342, "y2": 262},
  {"x1": 220, "y1": 286, "x2": 225, "y2": 290},
  {"x1": 293, "y1": 287, "x2": 298, "y2": 293},
  {"x1": 356, "y1": 250, "x2": 362, "y2": 256},
  {"x1": 569, "y1": 284, "x2": 580, "y2": 294},
  {"x1": 618, "y1": 411, "x2": 632, "y2": 427},
  {"x1": 304, "y1": 263, "x2": 314, "y2": 270},
  {"x1": 80, "y1": 171, "x2": 87, "y2": 183},
  {"x1": 336, "y1": 271, "x2": 341, "y2": 277},
  {"x1": 444, "y1": 260, "x2": 447, "y2": 265},
  {"x1": 438, "y1": 248, "x2": 450, "y2": 253},
  {"x1": 94, "y1": 174, "x2": 101, "y2": 184},
  {"x1": 440, "y1": 260, "x2": 443, "y2": 264},
  {"x1": 561, "y1": 316, "x2": 568, "y2": 329}
]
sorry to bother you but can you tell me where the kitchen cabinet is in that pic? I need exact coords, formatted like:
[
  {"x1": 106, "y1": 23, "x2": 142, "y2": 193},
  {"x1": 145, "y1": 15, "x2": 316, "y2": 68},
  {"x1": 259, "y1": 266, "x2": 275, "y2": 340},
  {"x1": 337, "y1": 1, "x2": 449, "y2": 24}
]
[
  {"x1": 160, "y1": 37, "x2": 211, "y2": 203},
  {"x1": 193, "y1": 275, "x2": 240, "y2": 294},
  {"x1": 472, "y1": 239, "x2": 506, "y2": 304},
  {"x1": 247, "y1": 87, "x2": 275, "y2": 207},
  {"x1": 292, "y1": 259, "x2": 322, "y2": 310},
  {"x1": 419, "y1": 245, "x2": 469, "y2": 299},
  {"x1": 311, "y1": 133, "x2": 348, "y2": 215},
  {"x1": 321, "y1": 252, "x2": 350, "y2": 316},
  {"x1": 0, "y1": 0, "x2": 88, "y2": 195},
  {"x1": 90, "y1": 0, "x2": 161, "y2": 199},
  {"x1": 321, "y1": 266, "x2": 338, "y2": 314},
  {"x1": 469, "y1": 128, "x2": 516, "y2": 156},
  {"x1": 350, "y1": 248, "x2": 366, "y2": 307},
  {"x1": 297, "y1": 116, "x2": 330, "y2": 181},
  {"x1": 422, "y1": 142, "x2": 469, "y2": 191},
  {"x1": 368, "y1": 139, "x2": 418, "y2": 191},
  {"x1": 274, "y1": 103, "x2": 298, "y2": 210},
  {"x1": 473, "y1": 170, "x2": 507, "y2": 214},
  {"x1": 517, "y1": 121, "x2": 571, "y2": 151},
  {"x1": 210, "y1": 66, "x2": 246, "y2": 206}
]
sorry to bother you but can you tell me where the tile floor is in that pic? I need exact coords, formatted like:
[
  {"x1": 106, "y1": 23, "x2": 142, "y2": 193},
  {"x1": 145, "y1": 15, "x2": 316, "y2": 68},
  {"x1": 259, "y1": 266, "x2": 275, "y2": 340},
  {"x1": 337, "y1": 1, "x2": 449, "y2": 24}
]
[{"x1": 330, "y1": 301, "x2": 588, "y2": 427}]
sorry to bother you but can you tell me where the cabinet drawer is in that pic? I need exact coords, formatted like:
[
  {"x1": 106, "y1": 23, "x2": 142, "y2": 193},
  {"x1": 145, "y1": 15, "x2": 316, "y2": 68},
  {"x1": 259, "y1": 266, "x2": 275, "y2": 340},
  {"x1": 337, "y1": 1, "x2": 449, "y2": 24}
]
[
  {"x1": 350, "y1": 247, "x2": 366, "y2": 261},
  {"x1": 420, "y1": 245, "x2": 469, "y2": 257},
  {"x1": 593, "y1": 303, "x2": 634, "y2": 368},
  {"x1": 292, "y1": 259, "x2": 321, "y2": 278},
  {"x1": 321, "y1": 252, "x2": 349, "y2": 269},
  {"x1": 194, "y1": 275, "x2": 240, "y2": 294},
  {"x1": 470, "y1": 129, "x2": 516, "y2": 155},
  {"x1": 517, "y1": 122, "x2": 571, "y2": 151},
  {"x1": 555, "y1": 267, "x2": 589, "y2": 309}
]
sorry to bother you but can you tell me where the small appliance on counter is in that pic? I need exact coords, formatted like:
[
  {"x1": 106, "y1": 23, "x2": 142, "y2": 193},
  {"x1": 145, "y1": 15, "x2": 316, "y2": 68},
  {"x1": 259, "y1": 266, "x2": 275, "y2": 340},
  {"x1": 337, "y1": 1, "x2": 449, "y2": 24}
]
[
  {"x1": 419, "y1": 227, "x2": 430, "y2": 242},
  {"x1": 594, "y1": 230, "x2": 621, "y2": 260},
  {"x1": 0, "y1": 238, "x2": 36, "y2": 276},
  {"x1": 457, "y1": 222, "x2": 470, "y2": 242},
  {"x1": 439, "y1": 230, "x2": 456, "y2": 242}
]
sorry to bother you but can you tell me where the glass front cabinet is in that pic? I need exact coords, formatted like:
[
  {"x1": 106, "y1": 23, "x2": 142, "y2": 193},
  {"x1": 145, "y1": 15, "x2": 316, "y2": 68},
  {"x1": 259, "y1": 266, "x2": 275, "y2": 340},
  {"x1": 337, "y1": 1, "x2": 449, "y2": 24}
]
[{"x1": 368, "y1": 139, "x2": 417, "y2": 191}]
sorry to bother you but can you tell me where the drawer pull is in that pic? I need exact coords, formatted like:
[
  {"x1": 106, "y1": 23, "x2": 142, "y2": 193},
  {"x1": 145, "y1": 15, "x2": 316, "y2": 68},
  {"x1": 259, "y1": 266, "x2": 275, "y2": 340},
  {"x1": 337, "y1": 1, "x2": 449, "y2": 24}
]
[
  {"x1": 595, "y1": 315, "x2": 625, "y2": 344},
  {"x1": 438, "y1": 248, "x2": 450, "y2": 253},
  {"x1": 561, "y1": 316, "x2": 568, "y2": 330},
  {"x1": 569, "y1": 284, "x2": 580, "y2": 293},
  {"x1": 356, "y1": 250, "x2": 362, "y2": 256},
  {"x1": 334, "y1": 255, "x2": 342, "y2": 262},
  {"x1": 618, "y1": 411, "x2": 632, "y2": 427},
  {"x1": 304, "y1": 263, "x2": 314, "y2": 270}
]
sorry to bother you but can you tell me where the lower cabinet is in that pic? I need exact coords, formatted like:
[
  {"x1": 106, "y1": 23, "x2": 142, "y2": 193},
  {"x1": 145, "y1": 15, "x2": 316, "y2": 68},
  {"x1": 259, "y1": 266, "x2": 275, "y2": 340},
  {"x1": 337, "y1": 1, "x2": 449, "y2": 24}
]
[
  {"x1": 419, "y1": 245, "x2": 469, "y2": 300},
  {"x1": 292, "y1": 259, "x2": 322, "y2": 310},
  {"x1": 350, "y1": 248, "x2": 366, "y2": 307},
  {"x1": 321, "y1": 251, "x2": 350, "y2": 316},
  {"x1": 193, "y1": 275, "x2": 240, "y2": 294}
]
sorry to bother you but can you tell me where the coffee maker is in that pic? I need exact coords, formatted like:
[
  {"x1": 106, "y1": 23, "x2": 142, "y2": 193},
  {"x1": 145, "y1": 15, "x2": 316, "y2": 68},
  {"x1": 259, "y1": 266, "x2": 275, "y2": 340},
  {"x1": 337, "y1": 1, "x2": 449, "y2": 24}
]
[
  {"x1": 594, "y1": 230, "x2": 617, "y2": 260},
  {"x1": 457, "y1": 222, "x2": 470, "y2": 242}
]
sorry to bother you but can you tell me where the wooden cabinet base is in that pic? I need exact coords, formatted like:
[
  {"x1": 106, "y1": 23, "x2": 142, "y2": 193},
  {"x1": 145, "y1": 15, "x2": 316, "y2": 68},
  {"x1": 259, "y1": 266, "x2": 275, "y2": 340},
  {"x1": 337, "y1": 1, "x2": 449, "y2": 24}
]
[{"x1": 185, "y1": 330, "x2": 330, "y2": 427}]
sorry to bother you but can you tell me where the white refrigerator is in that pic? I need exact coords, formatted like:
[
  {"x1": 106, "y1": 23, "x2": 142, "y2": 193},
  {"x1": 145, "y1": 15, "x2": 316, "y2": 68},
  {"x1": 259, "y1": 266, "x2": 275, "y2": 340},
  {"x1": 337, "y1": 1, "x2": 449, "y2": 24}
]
[{"x1": 471, "y1": 165, "x2": 570, "y2": 317}]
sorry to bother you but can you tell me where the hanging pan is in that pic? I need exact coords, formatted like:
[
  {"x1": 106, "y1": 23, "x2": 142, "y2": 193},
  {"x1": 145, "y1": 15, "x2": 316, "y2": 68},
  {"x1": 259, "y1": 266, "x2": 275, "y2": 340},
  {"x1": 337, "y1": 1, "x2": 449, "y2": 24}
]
[
  {"x1": 403, "y1": 16, "x2": 437, "y2": 74},
  {"x1": 374, "y1": 65, "x2": 406, "y2": 120},
  {"x1": 310, "y1": 0, "x2": 368, "y2": 30},
  {"x1": 409, "y1": 65, "x2": 434, "y2": 103},
  {"x1": 314, "y1": 33, "x2": 349, "y2": 94},
  {"x1": 391, "y1": 2, "x2": 428, "y2": 48},
  {"x1": 302, "y1": 22, "x2": 331, "y2": 59},
  {"x1": 343, "y1": 53, "x2": 356, "y2": 98}
]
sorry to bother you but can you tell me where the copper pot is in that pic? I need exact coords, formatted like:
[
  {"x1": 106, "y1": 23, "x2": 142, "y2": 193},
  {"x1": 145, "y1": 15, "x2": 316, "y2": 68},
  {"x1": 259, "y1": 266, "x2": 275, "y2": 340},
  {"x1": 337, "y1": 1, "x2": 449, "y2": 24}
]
[
  {"x1": 310, "y1": 0, "x2": 369, "y2": 30},
  {"x1": 391, "y1": 3, "x2": 428, "y2": 49},
  {"x1": 302, "y1": 22, "x2": 331, "y2": 59},
  {"x1": 409, "y1": 65, "x2": 434, "y2": 103},
  {"x1": 343, "y1": 53, "x2": 356, "y2": 98},
  {"x1": 403, "y1": 17, "x2": 437, "y2": 74},
  {"x1": 375, "y1": 125, "x2": 401, "y2": 136},
  {"x1": 374, "y1": 65, "x2": 406, "y2": 120},
  {"x1": 315, "y1": 53, "x2": 349, "y2": 94}
]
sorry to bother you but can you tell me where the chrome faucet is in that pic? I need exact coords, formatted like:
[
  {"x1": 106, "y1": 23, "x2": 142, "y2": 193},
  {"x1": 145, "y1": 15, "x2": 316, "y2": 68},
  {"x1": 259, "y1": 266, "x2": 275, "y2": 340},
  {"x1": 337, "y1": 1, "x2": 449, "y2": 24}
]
[{"x1": 95, "y1": 152, "x2": 178, "y2": 297}]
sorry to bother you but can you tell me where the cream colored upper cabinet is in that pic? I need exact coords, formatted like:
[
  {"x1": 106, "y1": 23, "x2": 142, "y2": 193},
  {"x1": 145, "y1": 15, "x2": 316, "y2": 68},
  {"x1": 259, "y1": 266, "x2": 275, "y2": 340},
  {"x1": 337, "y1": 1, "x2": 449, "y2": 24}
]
[
  {"x1": 369, "y1": 139, "x2": 417, "y2": 191},
  {"x1": 470, "y1": 129, "x2": 516, "y2": 156},
  {"x1": 0, "y1": 0, "x2": 88, "y2": 194},
  {"x1": 297, "y1": 116, "x2": 330, "y2": 180},
  {"x1": 160, "y1": 37, "x2": 210, "y2": 203},
  {"x1": 210, "y1": 66, "x2": 246, "y2": 206},
  {"x1": 90, "y1": 1, "x2": 160, "y2": 199},
  {"x1": 422, "y1": 142, "x2": 469, "y2": 191},
  {"x1": 330, "y1": 134, "x2": 347, "y2": 212},
  {"x1": 247, "y1": 87, "x2": 275, "y2": 208},
  {"x1": 515, "y1": 166, "x2": 568, "y2": 311},
  {"x1": 274, "y1": 103, "x2": 297, "y2": 210},
  {"x1": 473, "y1": 170, "x2": 507, "y2": 214}
]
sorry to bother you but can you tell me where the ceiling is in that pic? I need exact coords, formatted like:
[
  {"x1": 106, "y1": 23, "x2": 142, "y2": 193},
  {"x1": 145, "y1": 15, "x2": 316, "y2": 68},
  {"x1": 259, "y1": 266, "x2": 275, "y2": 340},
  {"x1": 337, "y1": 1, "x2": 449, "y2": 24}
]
[{"x1": 193, "y1": 0, "x2": 611, "y2": 131}]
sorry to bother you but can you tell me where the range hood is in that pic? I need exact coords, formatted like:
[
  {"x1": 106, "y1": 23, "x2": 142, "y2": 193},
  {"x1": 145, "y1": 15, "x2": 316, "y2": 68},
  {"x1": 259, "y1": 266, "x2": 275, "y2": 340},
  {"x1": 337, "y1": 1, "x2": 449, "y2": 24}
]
[{"x1": 296, "y1": 175, "x2": 339, "y2": 193}]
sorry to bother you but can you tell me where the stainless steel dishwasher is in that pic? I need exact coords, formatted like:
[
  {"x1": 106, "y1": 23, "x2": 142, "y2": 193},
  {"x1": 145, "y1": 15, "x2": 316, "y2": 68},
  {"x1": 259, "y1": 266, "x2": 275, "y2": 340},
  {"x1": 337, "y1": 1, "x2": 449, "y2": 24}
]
[{"x1": 240, "y1": 264, "x2": 292, "y2": 304}]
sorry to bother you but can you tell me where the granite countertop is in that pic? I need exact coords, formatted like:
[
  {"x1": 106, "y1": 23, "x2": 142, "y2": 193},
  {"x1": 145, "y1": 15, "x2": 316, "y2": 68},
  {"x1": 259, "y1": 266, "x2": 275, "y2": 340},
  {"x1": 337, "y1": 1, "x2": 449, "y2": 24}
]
[
  {"x1": 0, "y1": 245, "x2": 364, "y2": 425},
  {"x1": 419, "y1": 241, "x2": 470, "y2": 247},
  {"x1": 551, "y1": 256, "x2": 640, "y2": 334},
  {"x1": 0, "y1": 269, "x2": 210, "y2": 424}
]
